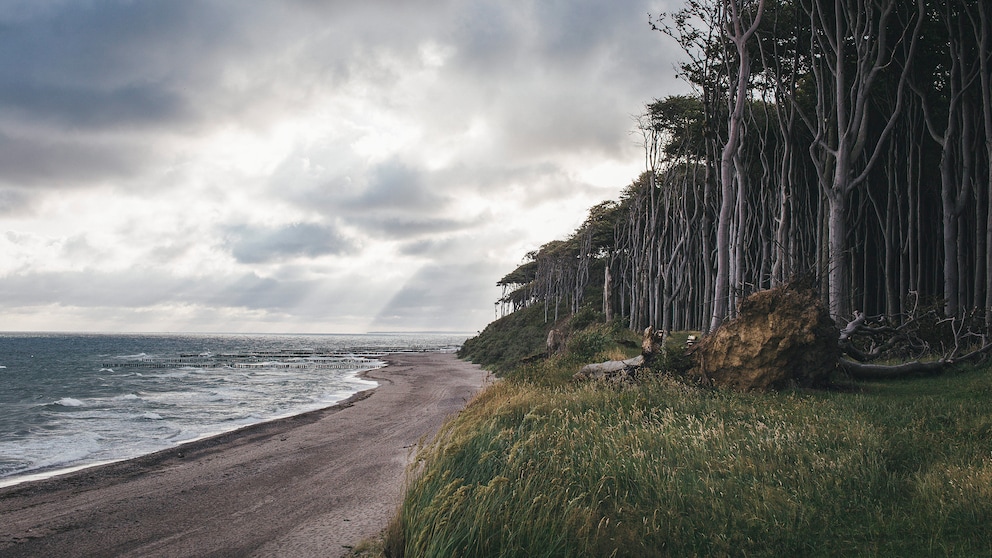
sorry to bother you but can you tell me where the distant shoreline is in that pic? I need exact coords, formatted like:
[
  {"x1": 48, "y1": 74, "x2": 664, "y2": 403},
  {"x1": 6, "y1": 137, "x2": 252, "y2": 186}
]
[{"x1": 0, "y1": 352, "x2": 490, "y2": 558}]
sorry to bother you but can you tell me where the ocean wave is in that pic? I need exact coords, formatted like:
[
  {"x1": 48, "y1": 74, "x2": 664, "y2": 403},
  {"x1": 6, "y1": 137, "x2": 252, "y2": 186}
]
[
  {"x1": 54, "y1": 397, "x2": 86, "y2": 407},
  {"x1": 0, "y1": 431, "x2": 102, "y2": 479}
]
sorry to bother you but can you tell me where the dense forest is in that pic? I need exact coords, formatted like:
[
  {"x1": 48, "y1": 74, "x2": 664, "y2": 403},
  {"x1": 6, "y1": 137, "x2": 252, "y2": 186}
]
[
  {"x1": 395, "y1": 3, "x2": 992, "y2": 555},
  {"x1": 495, "y1": 0, "x2": 992, "y2": 335}
]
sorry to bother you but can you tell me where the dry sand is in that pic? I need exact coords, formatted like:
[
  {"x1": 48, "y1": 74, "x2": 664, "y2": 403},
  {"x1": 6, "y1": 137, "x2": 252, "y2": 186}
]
[{"x1": 0, "y1": 352, "x2": 490, "y2": 557}]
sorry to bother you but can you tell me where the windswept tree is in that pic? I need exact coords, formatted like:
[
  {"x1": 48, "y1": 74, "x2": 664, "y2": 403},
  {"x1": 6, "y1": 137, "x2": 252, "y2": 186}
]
[
  {"x1": 910, "y1": 0, "x2": 986, "y2": 318},
  {"x1": 654, "y1": 0, "x2": 766, "y2": 331}
]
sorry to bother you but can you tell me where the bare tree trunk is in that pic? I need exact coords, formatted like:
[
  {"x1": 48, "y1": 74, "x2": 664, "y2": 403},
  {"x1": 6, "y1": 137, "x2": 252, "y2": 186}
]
[
  {"x1": 800, "y1": 0, "x2": 921, "y2": 322},
  {"x1": 914, "y1": 5, "x2": 978, "y2": 317},
  {"x1": 711, "y1": 0, "x2": 765, "y2": 331},
  {"x1": 603, "y1": 264, "x2": 612, "y2": 322},
  {"x1": 885, "y1": 158, "x2": 900, "y2": 318},
  {"x1": 731, "y1": 150, "x2": 747, "y2": 317},
  {"x1": 939, "y1": 84, "x2": 962, "y2": 317},
  {"x1": 771, "y1": 95, "x2": 794, "y2": 288},
  {"x1": 980, "y1": 0, "x2": 992, "y2": 322},
  {"x1": 959, "y1": 94, "x2": 977, "y2": 312},
  {"x1": 909, "y1": 111, "x2": 922, "y2": 304},
  {"x1": 713, "y1": 135, "x2": 738, "y2": 329}
]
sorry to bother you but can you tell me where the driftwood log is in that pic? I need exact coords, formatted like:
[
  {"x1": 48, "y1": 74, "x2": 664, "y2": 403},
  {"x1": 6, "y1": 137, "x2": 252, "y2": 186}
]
[{"x1": 573, "y1": 355, "x2": 644, "y2": 382}]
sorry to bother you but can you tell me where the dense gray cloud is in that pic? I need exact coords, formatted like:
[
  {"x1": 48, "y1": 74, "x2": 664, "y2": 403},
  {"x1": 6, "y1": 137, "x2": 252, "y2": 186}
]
[
  {"x1": 0, "y1": 132, "x2": 150, "y2": 188},
  {"x1": 0, "y1": 268, "x2": 366, "y2": 317},
  {"x1": 353, "y1": 214, "x2": 477, "y2": 240},
  {"x1": 0, "y1": 270, "x2": 211, "y2": 308},
  {"x1": 0, "y1": 1, "x2": 230, "y2": 129},
  {"x1": 348, "y1": 160, "x2": 445, "y2": 212},
  {"x1": 0, "y1": 187, "x2": 32, "y2": 215},
  {"x1": 223, "y1": 223, "x2": 355, "y2": 264},
  {"x1": 0, "y1": 0, "x2": 686, "y2": 333}
]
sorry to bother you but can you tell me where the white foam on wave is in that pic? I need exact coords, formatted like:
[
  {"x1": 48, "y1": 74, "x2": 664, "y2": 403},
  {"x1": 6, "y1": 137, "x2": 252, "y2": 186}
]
[
  {"x1": 2, "y1": 345, "x2": 397, "y2": 489},
  {"x1": 54, "y1": 397, "x2": 85, "y2": 407},
  {"x1": 0, "y1": 431, "x2": 103, "y2": 485}
]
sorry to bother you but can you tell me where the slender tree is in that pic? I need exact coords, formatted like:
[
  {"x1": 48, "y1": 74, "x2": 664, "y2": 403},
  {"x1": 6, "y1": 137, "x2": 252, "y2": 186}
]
[
  {"x1": 711, "y1": 0, "x2": 766, "y2": 330},
  {"x1": 797, "y1": 0, "x2": 922, "y2": 321}
]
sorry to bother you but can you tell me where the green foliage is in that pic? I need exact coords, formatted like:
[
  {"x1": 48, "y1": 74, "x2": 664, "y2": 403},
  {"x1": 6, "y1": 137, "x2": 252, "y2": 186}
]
[
  {"x1": 502, "y1": 355, "x2": 584, "y2": 388},
  {"x1": 645, "y1": 94, "x2": 708, "y2": 159},
  {"x1": 458, "y1": 304, "x2": 553, "y2": 374},
  {"x1": 393, "y1": 364, "x2": 992, "y2": 557},
  {"x1": 647, "y1": 344, "x2": 694, "y2": 376},
  {"x1": 581, "y1": 200, "x2": 624, "y2": 257},
  {"x1": 566, "y1": 328, "x2": 612, "y2": 362},
  {"x1": 459, "y1": 300, "x2": 620, "y2": 376},
  {"x1": 568, "y1": 305, "x2": 604, "y2": 332},
  {"x1": 497, "y1": 260, "x2": 538, "y2": 287}
]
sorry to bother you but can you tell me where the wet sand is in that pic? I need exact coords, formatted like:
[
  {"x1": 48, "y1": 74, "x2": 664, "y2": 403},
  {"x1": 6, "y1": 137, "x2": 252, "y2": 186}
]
[{"x1": 0, "y1": 352, "x2": 490, "y2": 557}]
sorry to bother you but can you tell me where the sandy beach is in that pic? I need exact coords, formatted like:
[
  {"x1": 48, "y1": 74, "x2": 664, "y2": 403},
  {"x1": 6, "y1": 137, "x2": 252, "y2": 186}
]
[{"x1": 0, "y1": 352, "x2": 490, "y2": 557}]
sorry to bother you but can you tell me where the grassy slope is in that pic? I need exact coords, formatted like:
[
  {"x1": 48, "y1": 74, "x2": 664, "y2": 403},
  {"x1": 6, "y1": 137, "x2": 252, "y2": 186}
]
[
  {"x1": 458, "y1": 303, "x2": 630, "y2": 375},
  {"x1": 393, "y1": 330, "x2": 992, "y2": 557},
  {"x1": 458, "y1": 303, "x2": 554, "y2": 373}
]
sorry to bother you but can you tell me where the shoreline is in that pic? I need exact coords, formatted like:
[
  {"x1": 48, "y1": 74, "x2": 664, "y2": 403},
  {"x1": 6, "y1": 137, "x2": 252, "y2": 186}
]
[
  {"x1": 0, "y1": 352, "x2": 490, "y2": 557},
  {"x1": 0, "y1": 364, "x2": 383, "y2": 491}
]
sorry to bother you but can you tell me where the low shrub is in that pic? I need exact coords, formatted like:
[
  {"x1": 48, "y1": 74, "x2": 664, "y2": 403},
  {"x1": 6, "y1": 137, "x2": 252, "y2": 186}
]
[{"x1": 566, "y1": 327, "x2": 613, "y2": 362}]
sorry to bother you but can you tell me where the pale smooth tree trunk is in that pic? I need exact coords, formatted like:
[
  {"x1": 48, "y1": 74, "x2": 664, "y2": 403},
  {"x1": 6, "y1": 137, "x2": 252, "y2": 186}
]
[
  {"x1": 801, "y1": 0, "x2": 921, "y2": 322},
  {"x1": 711, "y1": 0, "x2": 765, "y2": 332}
]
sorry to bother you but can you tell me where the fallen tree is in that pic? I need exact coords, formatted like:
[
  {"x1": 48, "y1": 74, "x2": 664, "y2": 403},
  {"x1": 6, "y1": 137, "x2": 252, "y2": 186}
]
[
  {"x1": 575, "y1": 283, "x2": 992, "y2": 391},
  {"x1": 838, "y1": 300, "x2": 992, "y2": 379}
]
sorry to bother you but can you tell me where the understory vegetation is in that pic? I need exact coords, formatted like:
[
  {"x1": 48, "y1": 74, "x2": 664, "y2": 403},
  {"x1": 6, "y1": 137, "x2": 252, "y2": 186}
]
[{"x1": 384, "y1": 318, "x2": 992, "y2": 557}]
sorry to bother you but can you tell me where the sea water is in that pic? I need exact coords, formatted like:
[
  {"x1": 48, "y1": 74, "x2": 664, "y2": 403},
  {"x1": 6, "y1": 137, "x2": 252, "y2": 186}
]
[{"x1": 0, "y1": 332, "x2": 469, "y2": 487}]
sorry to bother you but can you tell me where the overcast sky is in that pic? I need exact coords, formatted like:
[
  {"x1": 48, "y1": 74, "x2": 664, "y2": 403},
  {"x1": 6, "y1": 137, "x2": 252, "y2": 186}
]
[{"x1": 0, "y1": 0, "x2": 686, "y2": 334}]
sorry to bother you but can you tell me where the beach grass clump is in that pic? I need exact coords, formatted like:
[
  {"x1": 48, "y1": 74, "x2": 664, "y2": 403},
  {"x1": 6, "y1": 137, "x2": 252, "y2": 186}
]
[{"x1": 392, "y1": 364, "x2": 992, "y2": 557}]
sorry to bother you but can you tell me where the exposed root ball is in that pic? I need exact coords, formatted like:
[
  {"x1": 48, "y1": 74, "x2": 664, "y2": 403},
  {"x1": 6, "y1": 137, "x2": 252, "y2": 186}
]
[{"x1": 690, "y1": 283, "x2": 839, "y2": 391}]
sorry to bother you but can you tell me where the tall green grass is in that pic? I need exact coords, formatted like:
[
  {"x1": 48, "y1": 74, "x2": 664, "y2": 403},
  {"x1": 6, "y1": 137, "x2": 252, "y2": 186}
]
[{"x1": 392, "y1": 362, "x2": 992, "y2": 557}]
